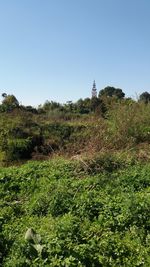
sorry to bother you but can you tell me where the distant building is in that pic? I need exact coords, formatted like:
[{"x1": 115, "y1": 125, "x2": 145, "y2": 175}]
[{"x1": 91, "y1": 80, "x2": 97, "y2": 98}]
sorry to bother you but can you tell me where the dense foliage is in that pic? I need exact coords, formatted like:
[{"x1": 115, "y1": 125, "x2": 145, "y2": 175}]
[
  {"x1": 1, "y1": 157, "x2": 150, "y2": 266},
  {"x1": 1, "y1": 90, "x2": 150, "y2": 165},
  {"x1": 1, "y1": 89, "x2": 150, "y2": 265}
]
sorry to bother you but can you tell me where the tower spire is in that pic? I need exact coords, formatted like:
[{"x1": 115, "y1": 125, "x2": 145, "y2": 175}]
[{"x1": 91, "y1": 80, "x2": 97, "y2": 98}]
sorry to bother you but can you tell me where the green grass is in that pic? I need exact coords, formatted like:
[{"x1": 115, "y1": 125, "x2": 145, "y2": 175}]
[{"x1": 1, "y1": 158, "x2": 150, "y2": 266}]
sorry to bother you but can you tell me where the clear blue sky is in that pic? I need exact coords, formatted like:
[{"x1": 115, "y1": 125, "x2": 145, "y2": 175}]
[{"x1": 0, "y1": 0, "x2": 150, "y2": 106}]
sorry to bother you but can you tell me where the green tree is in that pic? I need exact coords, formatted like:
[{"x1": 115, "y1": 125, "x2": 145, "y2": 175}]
[
  {"x1": 2, "y1": 94, "x2": 19, "y2": 111},
  {"x1": 75, "y1": 98, "x2": 91, "y2": 114},
  {"x1": 90, "y1": 97, "x2": 106, "y2": 114},
  {"x1": 43, "y1": 100, "x2": 62, "y2": 111},
  {"x1": 139, "y1": 91, "x2": 150, "y2": 104},
  {"x1": 98, "y1": 86, "x2": 125, "y2": 99}
]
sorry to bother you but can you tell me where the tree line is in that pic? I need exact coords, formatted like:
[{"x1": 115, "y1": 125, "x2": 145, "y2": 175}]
[{"x1": 1, "y1": 86, "x2": 150, "y2": 115}]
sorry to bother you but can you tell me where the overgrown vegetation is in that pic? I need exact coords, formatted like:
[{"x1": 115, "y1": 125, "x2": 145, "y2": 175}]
[
  {"x1": 1, "y1": 157, "x2": 150, "y2": 266},
  {"x1": 1, "y1": 87, "x2": 150, "y2": 266},
  {"x1": 0, "y1": 87, "x2": 150, "y2": 165}
]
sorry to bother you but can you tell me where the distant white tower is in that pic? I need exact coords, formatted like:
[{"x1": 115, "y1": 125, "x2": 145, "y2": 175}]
[{"x1": 91, "y1": 80, "x2": 97, "y2": 98}]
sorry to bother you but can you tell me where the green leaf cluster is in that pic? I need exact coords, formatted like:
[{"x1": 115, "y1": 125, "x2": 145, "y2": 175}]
[{"x1": 1, "y1": 159, "x2": 150, "y2": 266}]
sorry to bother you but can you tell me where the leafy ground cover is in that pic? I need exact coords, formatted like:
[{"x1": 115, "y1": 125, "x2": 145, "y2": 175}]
[{"x1": 1, "y1": 157, "x2": 150, "y2": 266}]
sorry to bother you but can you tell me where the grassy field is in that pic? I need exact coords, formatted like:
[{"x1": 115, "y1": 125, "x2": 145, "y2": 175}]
[{"x1": 1, "y1": 157, "x2": 150, "y2": 266}]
